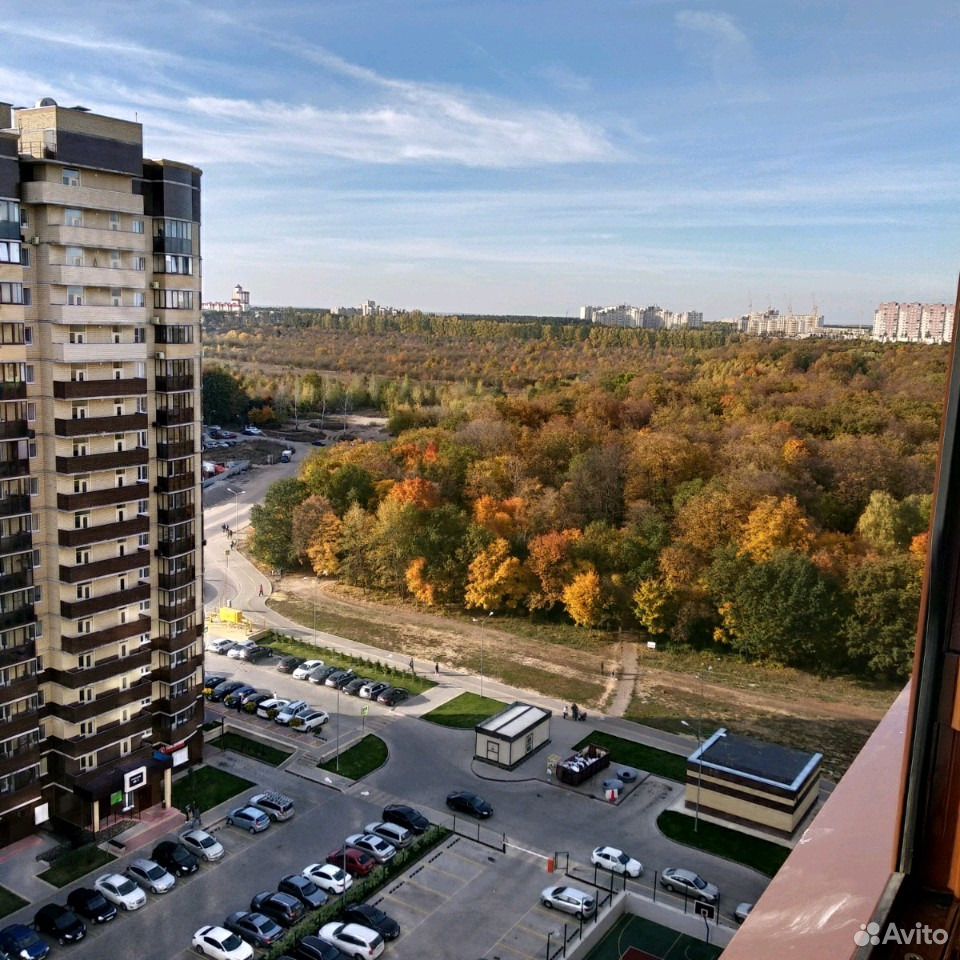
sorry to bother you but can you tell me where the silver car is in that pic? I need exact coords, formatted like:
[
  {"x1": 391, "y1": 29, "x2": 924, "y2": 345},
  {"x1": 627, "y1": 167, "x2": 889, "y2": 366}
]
[
  {"x1": 660, "y1": 867, "x2": 719, "y2": 903},
  {"x1": 344, "y1": 832, "x2": 396, "y2": 863},
  {"x1": 180, "y1": 828, "x2": 225, "y2": 862},
  {"x1": 364, "y1": 820, "x2": 412, "y2": 849},
  {"x1": 125, "y1": 858, "x2": 176, "y2": 894},
  {"x1": 540, "y1": 885, "x2": 596, "y2": 917}
]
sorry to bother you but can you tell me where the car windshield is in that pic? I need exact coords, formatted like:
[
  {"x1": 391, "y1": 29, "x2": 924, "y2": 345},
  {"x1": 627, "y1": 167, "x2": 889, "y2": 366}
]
[
  {"x1": 222, "y1": 933, "x2": 243, "y2": 951},
  {"x1": 9, "y1": 930, "x2": 34, "y2": 947},
  {"x1": 197, "y1": 835, "x2": 215, "y2": 848},
  {"x1": 145, "y1": 864, "x2": 165, "y2": 879},
  {"x1": 54, "y1": 913, "x2": 75, "y2": 930},
  {"x1": 693, "y1": 875, "x2": 706, "y2": 889},
  {"x1": 86, "y1": 892, "x2": 107, "y2": 908},
  {"x1": 617, "y1": 853, "x2": 629, "y2": 863},
  {"x1": 116, "y1": 879, "x2": 137, "y2": 895},
  {"x1": 253, "y1": 916, "x2": 273, "y2": 931}
]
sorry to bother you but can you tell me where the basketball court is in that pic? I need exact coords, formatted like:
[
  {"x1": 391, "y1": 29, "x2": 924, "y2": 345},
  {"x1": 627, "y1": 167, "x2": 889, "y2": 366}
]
[{"x1": 584, "y1": 915, "x2": 724, "y2": 960}]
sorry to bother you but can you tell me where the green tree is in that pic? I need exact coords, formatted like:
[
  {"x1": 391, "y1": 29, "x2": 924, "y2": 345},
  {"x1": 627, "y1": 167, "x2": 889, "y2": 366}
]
[
  {"x1": 249, "y1": 478, "x2": 308, "y2": 570},
  {"x1": 856, "y1": 490, "x2": 931, "y2": 553},
  {"x1": 202, "y1": 367, "x2": 249, "y2": 425}
]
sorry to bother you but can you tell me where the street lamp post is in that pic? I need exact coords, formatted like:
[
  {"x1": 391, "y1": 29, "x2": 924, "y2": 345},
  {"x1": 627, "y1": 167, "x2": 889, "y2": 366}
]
[
  {"x1": 223, "y1": 547, "x2": 231, "y2": 608},
  {"x1": 227, "y1": 487, "x2": 244, "y2": 533},
  {"x1": 471, "y1": 611, "x2": 494, "y2": 698},
  {"x1": 335, "y1": 682, "x2": 341, "y2": 774}
]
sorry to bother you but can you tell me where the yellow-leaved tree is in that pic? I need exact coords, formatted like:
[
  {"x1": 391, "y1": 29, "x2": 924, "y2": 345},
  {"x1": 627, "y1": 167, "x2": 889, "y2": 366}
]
[
  {"x1": 563, "y1": 567, "x2": 607, "y2": 627},
  {"x1": 464, "y1": 538, "x2": 530, "y2": 611},
  {"x1": 738, "y1": 495, "x2": 814, "y2": 562}
]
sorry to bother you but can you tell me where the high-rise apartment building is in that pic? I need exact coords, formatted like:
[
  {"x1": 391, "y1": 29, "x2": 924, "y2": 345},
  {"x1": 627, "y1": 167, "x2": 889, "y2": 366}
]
[
  {"x1": 873, "y1": 301, "x2": 955, "y2": 343},
  {"x1": 0, "y1": 98, "x2": 203, "y2": 845}
]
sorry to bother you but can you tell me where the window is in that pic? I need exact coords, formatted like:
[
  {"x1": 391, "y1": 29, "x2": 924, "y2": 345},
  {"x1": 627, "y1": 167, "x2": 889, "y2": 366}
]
[
  {"x1": 134, "y1": 327, "x2": 146, "y2": 344},
  {"x1": 31, "y1": 549, "x2": 39, "y2": 567},
  {"x1": 78, "y1": 653, "x2": 92, "y2": 669},
  {"x1": 133, "y1": 256, "x2": 145, "y2": 271},
  {"x1": 33, "y1": 585, "x2": 41, "y2": 603},
  {"x1": 74, "y1": 512, "x2": 89, "y2": 530},
  {"x1": 22, "y1": 326, "x2": 31, "y2": 344},
  {"x1": 139, "y1": 566, "x2": 149, "y2": 580},
  {"x1": 73, "y1": 474, "x2": 88, "y2": 492},
  {"x1": 65, "y1": 246, "x2": 83, "y2": 266},
  {"x1": 110, "y1": 250, "x2": 120, "y2": 268},
  {"x1": 154, "y1": 254, "x2": 193, "y2": 275},
  {"x1": 77, "y1": 619, "x2": 91, "y2": 634},
  {"x1": 75, "y1": 549, "x2": 89, "y2": 565},
  {"x1": 69, "y1": 327, "x2": 85, "y2": 345},
  {"x1": 0, "y1": 241, "x2": 22, "y2": 264},
  {"x1": 109, "y1": 212, "x2": 120, "y2": 231},
  {"x1": 112, "y1": 327, "x2": 121, "y2": 345},
  {"x1": 132, "y1": 220, "x2": 144, "y2": 234},
  {"x1": 138, "y1": 499, "x2": 148, "y2": 515},
  {"x1": 0, "y1": 283, "x2": 24, "y2": 304},
  {"x1": 137, "y1": 431, "x2": 147, "y2": 448},
  {"x1": 67, "y1": 286, "x2": 83, "y2": 306},
  {"x1": 29, "y1": 477, "x2": 38, "y2": 497},
  {"x1": 0, "y1": 200, "x2": 20, "y2": 224},
  {"x1": 79, "y1": 753, "x2": 95, "y2": 770},
  {"x1": 24, "y1": 365, "x2": 34, "y2": 384},
  {"x1": 65, "y1": 208, "x2": 82, "y2": 227},
  {"x1": 28, "y1": 441, "x2": 36, "y2": 458},
  {"x1": 78, "y1": 686, "x2": 92, "y2": 702},
  {"x1": 154, "y1": 289, "x2": 194, "y2": 310},
  {"x1": 76, "y1": 583, "x2": 91, "y2": 600},
  {"x1": 133, "y1": 291, "x2": 145, "y2": 307},
  {"x1": 113, "y1": 364, "x2": 122, "y2": 381},
  {"x1": 138, "y1": 533, "x2": 149, "y2": 547},
  {"x1": 72, "y1": 442, "x2": 87, "y2": 457},
  {"x1": 110, "y1": 288, "x2": 121, "y2": 307},
  {"x1": 137, "y1": 465, "x2": 148, "y2": 481},
  {"x1": 19, "y1": 246, "x2": 28, "y2": 267},
  {"x1": 62, "y1": 168, "x2": 80, "y2": 187},
  {"x1": 115, "y1": 469, "x2": 125, "y2": 487},
  {"x1": 79, "y1": 720, "x2": 95, "y2": 736}
]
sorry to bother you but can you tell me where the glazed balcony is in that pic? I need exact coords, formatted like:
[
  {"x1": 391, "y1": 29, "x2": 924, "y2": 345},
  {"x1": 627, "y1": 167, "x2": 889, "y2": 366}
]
[
  {"x1": 155, "y1": 473, "x2": 194, "y2": 493},
  {"x1": 155, "y1": 375, "x2": 194, "y2": 392},
  {"x1": 157, "y1": 504, "x2": 194, "y2": 525},
  {"x1": 0, "y1": 532, "x2": 31, "y2": 557},
  {"x1": 0, "y1": 496, "x2": 30, "y2": 519},
  {"x1": 155, "y1": 407, "x2": 194, "y2": 427},
  {"x1": 158, "y1": 569, "x2": 194, "y2": 590},
  {"x1": 155, "y1": 536, "x2": 195, "y2": 558},
  {"x1": 0, "y1": 420, "x2": 28, "y2": 441},
  {"x1": 156, "y1": 441, "x2": 195, "y2": 460},
  {"x1": 152, "y1": 653, "x2": 203, "y2": 685}
]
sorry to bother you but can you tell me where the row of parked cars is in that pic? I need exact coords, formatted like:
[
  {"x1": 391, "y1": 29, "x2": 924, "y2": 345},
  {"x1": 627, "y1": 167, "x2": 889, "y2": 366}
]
[
  {"x1": 193, "y1": 803, "x2": 432, "y2": 960},
  {"x1": 278, "y1": 656, "x2": 411, "y2": 707}
]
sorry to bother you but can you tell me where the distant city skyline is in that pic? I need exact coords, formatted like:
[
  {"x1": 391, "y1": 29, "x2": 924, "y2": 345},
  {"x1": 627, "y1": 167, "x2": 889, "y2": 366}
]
[{"x1": 4, "y1": 1, "x2": 958, "y2": 324}]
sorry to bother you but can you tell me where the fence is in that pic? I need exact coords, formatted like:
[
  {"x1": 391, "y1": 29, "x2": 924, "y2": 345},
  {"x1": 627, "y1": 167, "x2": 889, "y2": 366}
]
[
  {"x1": 544, "y1": 885, "x2": 615, "y2": 959},
  {"x1": 450, "y1": 814, "x2": 506, "y2": 853}
]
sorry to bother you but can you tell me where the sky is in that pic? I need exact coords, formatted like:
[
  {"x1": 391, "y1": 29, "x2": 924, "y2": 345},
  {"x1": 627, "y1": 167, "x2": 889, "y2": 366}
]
[{"x1": 2, "y1": 1, "x2": 959, "y2": 323}]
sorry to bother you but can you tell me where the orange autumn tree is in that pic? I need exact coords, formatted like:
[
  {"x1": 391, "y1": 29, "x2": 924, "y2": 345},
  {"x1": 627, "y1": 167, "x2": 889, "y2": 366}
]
[
  {"x1": 526, "y1": 528, "x2": 583, "y2": 611},
  {"x1": 387, "y1": 476, "x2": 441, "y2": 510},
  {"x1": 738, "y1": 495, "x2": 814, "y2": 562},
  {"x1": 473, "y1": 495, "x2": 526, "y2": 539},
  {"x1": 464, "y1": 538, "x2": 531, "y2": 611},
  {"x1": 562, "y1": 567, "x2": 607, "y2": 627},
  {"x1": 405, "y1": 557, "x2": 437, "y2": 605}
]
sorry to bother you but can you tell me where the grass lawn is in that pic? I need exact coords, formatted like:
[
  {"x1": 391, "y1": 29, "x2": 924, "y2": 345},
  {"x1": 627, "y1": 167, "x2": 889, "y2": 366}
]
[
  {"x1": 172, "y1": 765, "x2": 254, "y2": 813},
  {"x1": 38, "y1": 846, "x2": 116, "y2": 888},
  {"x1": 657, "y1": 810, "x2": 791, "y2": 877},
  {"x1": 210, "y1": 732, "x2": 292, "y2": 767},
  {"x1": 318, "y1": 734, "x2": 388, "y2": 779},
  {"x1": 573, "y1": 730, "x2": 688, "y2": 782},
  {"x1": 422, "y1": 692, "x2": 506, "y2": 729},
  {"x1": 0, "y1": 887, "x2": 28, "y2": 916}
]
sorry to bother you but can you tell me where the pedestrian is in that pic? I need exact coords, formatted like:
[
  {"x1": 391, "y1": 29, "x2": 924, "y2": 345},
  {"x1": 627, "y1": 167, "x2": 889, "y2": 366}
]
[
  {"x1": 434, "y1": 662, "x2": 440, "y2": 675},
  {"x1": 572, "y1": 703, "x2": 579, "y2": 721},
  {"x1": 258, "y1": 583, "x2": 264, "y2": 597},
  {"x1": 409, "y1": 657, "x2": 415, "y2": 673},
  {"x1": 562, "y1": 706, "x2": 568, "y2": 720}
]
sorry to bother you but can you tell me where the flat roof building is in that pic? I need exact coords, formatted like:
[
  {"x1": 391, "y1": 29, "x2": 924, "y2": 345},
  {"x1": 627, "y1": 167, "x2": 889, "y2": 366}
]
[{"x1": 474, "y1": 702, "x2": 551, "y2": 770}]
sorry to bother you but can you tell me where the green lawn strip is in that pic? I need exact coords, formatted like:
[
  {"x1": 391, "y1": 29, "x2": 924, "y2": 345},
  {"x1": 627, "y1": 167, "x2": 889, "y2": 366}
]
[
  {"x1": 262, "y1": 825, "x2": 450, "y2": 960},
  {"x1": 172, "y1": 765, "x2": 254, "y2": 813},
  {"x1": 210, "y1": 731, "x2": 292, "y2": 767},
  {"x1": 261, "y1": 632, "x2": 436, "y2": 695},
  {"x1": 317, "y1": 734, "x2": 387, "y2": 779},
  {"x1": 572, "y1": 730, "x2": 687, "y2": 782},
  {"x1": 421, "y1": 692, "x2": 507, "y2": 729},
  {"x1": 38, "y1": 847, "x2": 116, "y2": 888},
  {"x1": 0, "y1": 887, "x2": 28, "y2": 916},
  {"x1": 657, "y1": 810, "x2": 790, "y2": 877}
]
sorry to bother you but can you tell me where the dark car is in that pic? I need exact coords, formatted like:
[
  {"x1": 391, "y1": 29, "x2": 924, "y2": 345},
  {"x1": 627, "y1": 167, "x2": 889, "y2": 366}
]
[
  {"x1": 224, "y1": 911, "x2": 284, "y2": 948},
  {"x1": 311, "y1": 439, "x2": 326, "y2": 447},
  {"x1": 223, "y1": 685, "x2": 258, "y2": 707},
  {"x1": 325, "y1": 847, "x2": 377, "y2": 877},
  {"x1": 331, "y1": 670, "x2": 357, "y2": 690},
  {"x1": 241, "y1": 645, "x2": 272, "y2": 663},
  {"x1": 446, "y1": 790, "x2": 493, "y2": 818},
  {"x1": 278, "y1": 874, "x2": 328, "y2": 910},
  {"x1": 202, "y1": 674, "x2": 227, "y2": 691},
  {"x1": 377, "y1": 687, "x2": 409, "y2": 706},
  {"x1": 340, "y1": 903, "x2": 400, "y2": 941},
  {"x1": 209, "y1": 680, "x2": 246, "y2": 703},
  {"x1": 66, "y1": 888, "x2": 117, "y2": 924},
  {"x1": 308, "y1": 665, "x2": 338, "y2": 684},
  {"x1": 250, "y1": 891, "x2": 306, "y2": 927},
  {"x1": 0, "y1": 923, "x2": 51, "y2": 960},
  {"x1": 242, "y1": 692, "x2": 273, "y2": 710},
  {"x1": 277, "y1": 656, "x2": 303, "y2": 674},
  {"x1": 152, "y1": 840, "x2": 199, "y2": 876},
  {"x1": 382, "y1": 803, "x2": 430, "y2": 834},
  {"x1": 342, "y1": 677, "x2": 370, "y2": 696},
  {"x1": 294, "y1": 935, "x2": 343, "y2": 960},
  {"x1": 32, "y1": 905, "x2": 86, "y2": 946}
]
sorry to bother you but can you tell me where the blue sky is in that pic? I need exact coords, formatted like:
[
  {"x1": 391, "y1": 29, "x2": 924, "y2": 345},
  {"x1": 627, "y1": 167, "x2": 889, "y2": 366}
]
[{"x1": 2, "y1": 1, "x2": 958, "y2": 322}]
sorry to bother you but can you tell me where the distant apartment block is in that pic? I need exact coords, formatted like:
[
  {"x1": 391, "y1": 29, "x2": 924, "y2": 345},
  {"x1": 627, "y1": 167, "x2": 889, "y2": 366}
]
[
  {"x1": 334, "y1": 299, "x2": 403, "y2": 318},
  {"x1": 203, "y1": 283, "x2": 249, "y2": 314},
  {"x1": 873, "y1": 302, "x2": 955, "y2": 343},
  {"x1": 581, "y1": 303, "x2": 704, "y2": 330}
]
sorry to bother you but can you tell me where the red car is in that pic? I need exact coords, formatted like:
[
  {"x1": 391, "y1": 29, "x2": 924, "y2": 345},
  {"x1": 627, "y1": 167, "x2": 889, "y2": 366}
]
[{"x1": 325, "y1": 847, "x2": 377, "y2": 877}]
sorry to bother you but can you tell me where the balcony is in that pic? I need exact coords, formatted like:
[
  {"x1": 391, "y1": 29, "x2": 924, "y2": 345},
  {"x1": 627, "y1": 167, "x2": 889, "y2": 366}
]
[
  {"x1": 152, "y1": 653, "x2": 203, "y2": 685},
  {"x1": 150, "y1": 689, "x2": 201, "y2": 716},
  {"x1": 0, "y1": 711, "x2": 40, "y2": 740},
  {"x1": 51, "y1": 341, "x2": 147, "y2": 364},
  {"x1": 156, "y1": 441, "x2": 195, "y2": 460},
  {"x1": 54, "y1": 413, "x2": 147, "y2": 437},
  {"x1": 152, "y1": 623, "x2": 203, "y2": 654},
  {"x1": 57, "y1": 482, "x2": 148, "y2": 511},
  {"x1": 0, "y1": 674, "x2": 38, "y2": 706},
  {"x1": 0, "y1": 608, "x2": 34, "y2": 631},
  {"x1": 45, "y1": 303, "x2": 148, "y2": 325},
  {"x1": 53, "y1": 378, "x2": 147, "y2": 400},
  {"x1": 155, "y1": 536, "x2": 195, "y2": 558},
  {"x1": 158, "y1": 599, "x2": 197, "y2": 622},
  {"x1": 58, "y1": 516, "x2": 149, "y2": 548},
  {"x1": 48, "y1": 711, "x2": 152, "y2": 755},
  {"x1": 59, "y1": 549, "x2": 149, "y2": 584},
  {"x1": 157, "y1": 504, "x2": 194, "y2": 525},
  {"x1": 42, "y1": 647, "x2": 151, "y2": 689},
  {"x1": 60, "y1": 583, "x2": 149, "y2": 620},
  {"x1": 155, "y1": 473, "x2": 194, "y2": 493},
  {"x1": 155, "y1": 375, "x2": 194, "y2": 392},
  {"x1": 0, "y1": 568, "x2": 31, "y2": 593},
  {"x1": 0, "y1": 384, "x2": 26, "y2": 402},
  {"x1": 42, "y1": 223, "x2": 148, "y2": 252},
  {"x1": 21, "y1": 180, "x2": 143, "y2": 214},
  {"x1": 43, "y1": 265, "x2": 146, "y2": 289},
  {"x1": 0, "y1": 460, "x2": 29, "y2": 480},
  {"x1": 0, "y1": 746, "x2": 40, "y2": 781},
  {"x1": 0, "y1": 779, "x2": 41, "y2": 818},
  {"x1": 0, "y1": 641, "x2": 35, "y2": 669},
  {"x1": 61, "y1": 616, "x2": 150, "y2": 655},
  {"x1": 0, "y1": 420, "x2": 28, "y2": 441},
  {"x1": 55, "y1": 448, "x2": 148, "y2": 474},
  {"x1": 158, "y1": 569, "x2": 194, "y2": 590},
  {"x1": 0, "y1": 532, "x2": 31, "y2": 557},
  {"x1": 0, "y1": 496, "x2": 30, "y2": 519},
  {"x1": 44, "y1": 679, "x2": 151, "y2": 725},
  {"x1": 155, "y1": 407, "x2": 194, "y2": 427}
]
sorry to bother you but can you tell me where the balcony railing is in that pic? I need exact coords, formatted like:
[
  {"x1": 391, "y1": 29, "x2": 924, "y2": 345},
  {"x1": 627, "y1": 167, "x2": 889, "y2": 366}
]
[
  {"x1": 155, "y1": 536, "x2": 195, "y2": 558},
  {"x1": 59, "y1": 549, "x2": 149, "y2": 584},
  {"x1": 55, "y1": 449, "x2": 148, "y2": 474},
  {"x1": 0, "y1": 746, "x2": 40, "y2": 781},
  {"x1": 53, "y1": 378, "x2": 147, "y2": 400},
  {"x1": 0, "y1": 460, "x2": 29, "y2": 480},
  {"x1": 58, "y1": 516, "x2": 149, "y2": 548},
  {"x1": 152, "y1": 622, "x2": 203, "y2": 654},
  {"x1": 61, "y1": 617, "x2": 150, "y2": 655},
  {"x1": 47, "y1": 711, "x2": 152, "y2": 755},
  {"x1": 0, "y1": 568, "x2": 31, "y2": 593},
  {"x1": 54, "y1": 414, "x2": 148, "y2": 437},
  {"x1": 0, "y1": 496, "x2": 30, "y2": 519},
  {"x1": 42, "y1": 647, "x2": 151, "y2": 689},
  {"x1": 0, "y1": 608, "x2": 34, "y2": 631},
  {"x1": 0, "y1": 641, "x2": 35, "y2": 669},
  {"x1": 60, "y1": 583, "x2": 150, "y2": 620},
  {"x1": 44, "y1": 679, "x2": 151, "y2": 725},
  {"x1": 157, "y1": 505, "x2": 194, "y2": 525},
  {"x1": 0, "y1": 420, "x2": 28, "y2": 441},
  {"x1": 155, "y1": 407, "x2": 194, "y2": 427},
  {"x1": 0, "y1": 779, "x2": 41, "y2": 818},
  {"x1": 0, "y1": 532, "x2": 31, "y2": 557},
  {"x1": 158, "y1": 599, "x2": 197, "y2": 622},
  {"x1": 152, "y1": 653, "x2": 203, "y2": 685},
  {"x1": 155, "y1": 375, "x2": 195, "y2": 392},
  {"x1": 155, "y1": 473, "x2": 194, "y2": 493},
  {"x1": 156, "y1": 441, "x2": 195, "y2": 460},
  {"x1": 158, "y1": 569, "x2": 195, "y2": 590},
  {"x1": 0, "y1": 384, "x2": 26, "y2": 402},
  {"x1": 57, "y1": 482, "x2": 148, "y2": 511},
  {"x1": 150, "y1": 689, "x2": 201, "y2": 716}
]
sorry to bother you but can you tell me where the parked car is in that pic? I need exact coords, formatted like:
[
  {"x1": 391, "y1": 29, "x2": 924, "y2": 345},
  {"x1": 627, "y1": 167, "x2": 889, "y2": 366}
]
[
  {"x1": 240, "y1": 645, "x2": 271, "y2": 663},
  {"x1": 324, "y1": 669, "x2": 353, "y2": 688},
  {"x1": 275, "y1": 700, "x2": 311, "y2": 725},
  {"x1": 325, "y1": 847, "x2": 377, "y2": 877},
  {"x1": 302, "y1": 863, "x2": 353, "y2": 895},
  {"x1": 0, "y1": 923, "x2": 51, "y2": 959},
  {"x1": 250, "y1": 891, "x2": 306, "y2": 927},
  {"x1": 94, "y1": 874, "x2": 146, "y2": 911},
  {"x1": 256, "y1": 698, "x2": 290, "y2": 719},
  {"x1": 382, "y1": 804, "x2": 429, "y2": 834},
  {"x1": 735, "y1": 902, "x2": 754, "y2": 924},
  {"x1": 660, "y1": 868, "x2": 719, "y2": 903},
  {"x1": 277, "y1": 656, "x2": 303, "y2": 674},
  {"x1": 311, "y1": 439, "x2": 326, "y2": 447},
  {"x1": 343, "y1": 833, "x2": 396, "y2": 863},
  {"x1": 223, "y1": 912, "x2": 283, "y2": 949},
  {"x1": 226, "y1": 806, "x2": 271, "y2": 833},
  {"x1": 309, "y1": 665, "x2": 338, "y2": 684},
  {"x1": 249, "y1": 791, "x2": 295, "y2": 821},
  {"x1": 242, "y1": 426, "x2": 263, "y2": 436},
  {"x1": 446, "y1": 790, "x2": 493, "y2": 818},
  {"x1": 358, "y1": 681, "x2": 390, "y2": 700},
  {"x1": 278, "y1": 874, "x2": 328, "y2": 910},
  {"x1": 180, "y1": 828, "x2": 225, "y2": 862},
  {"x1": 126, "y1": 858, "x2": 176, "y2": 894},
  {"x1": 364, "y1": 820, "x2": 412, "y2": 849},
  {"x1": 206, "y1": 639, "x2": 234, "y2": 654},
  {"x1": 241, "y1": 690, "x2": 271, "y2": 706},
  {"x1": 33, "y1": 904, "x2": 86, "y2": 946},
  {"x1": 540, "y1": 885, "x2": 596, "y2": 917},
  {"x1": 66, "y1": 887, "x2": 117, "y2": 924},
  {"x1": 202, "y1": 674, "x2": 227, "y2": 690},
  {"x1": 294, "y1": 934, "x2": 343, "y2": 960},
  {"x1": 317, "y1": 922, "x2": 383, "y2": 960},
  {"x1": 152, "y1": 840, "x2": 199, "y2": 876},
  {"x1": 192, "y1": 925, "x2": 254, "y2": 960},
  {"x1": 223, "y1": 685, "x2": 258, "y2": 707},
  {"x1": 209, "y1": 680, "x2": 247, "y2": 703},
  {"x1": 295, "y1": 709, "x2": 330, "y2": 732},
  {"x1": 340, "y1": 904, "x2": 400, "y2": 941},
  {"x1": 342, "y1": 677, "x2": 371, "y2": 696},
  {"x1": 293, "y1": 659, "x2": 324, "y2": 679},
  {"x1": 590, "y1": 845, "x2": 643, "y2": 878},
  {"x1": 377, "y1": 687, "x2": 409, "y2": 706}
]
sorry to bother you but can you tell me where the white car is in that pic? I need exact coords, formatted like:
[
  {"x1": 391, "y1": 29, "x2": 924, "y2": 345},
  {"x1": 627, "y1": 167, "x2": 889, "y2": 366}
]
[
  {"x1": 292, "y1": 659, "x2": 324, "y2": 679},
  {"x1": 358, "y1": 681, "x2": 390, "y2": 700},
  {"x1": 180, "y1": 828, "x2": 225, "y2": 862},
  {"x1": 590, "y1": 845, "x2": 643, "y2": 878},
  {"x1": 295, "y1": 709, "x2": 329, "y2": 732},
  {"x1": 192, "y1": 925, "x2": 254, "y2": 960},
  {"x1": 227, "y1": 643, "x2": 253, "y2": 660},
  {"x1": 275, "y1": 700, "x2": 311, "y2": 725},
  {"x1": 256, "y1": 698, "x2": 290, "y2": 719},
  {"x1": 126, "y1": 857, "x2": 176, "y2": 893},
  {"x1": 302, "y1": 863, "x2": 353, "y2": 895},
  {"x1": 735, "y1": 902, "x2": 754, "y2": 924},
  {"x1": 364, "y1": 820, "x2": 412, "y2": 849},
  {"x1": 344, "y1": 833, "x2": 396, "y2": 863},
  {"x1": 95, "y1": 873, "x2": 146, "y2": 911},
  {"x1": 540, "y1": 885, "x2": 596, "y2": 917},
  {"x1": 207, "y1": 638, "x2": 234, "y2": 654},
  {"x1": 318, "y1": 922, "x2": 384, "y2": 959}
]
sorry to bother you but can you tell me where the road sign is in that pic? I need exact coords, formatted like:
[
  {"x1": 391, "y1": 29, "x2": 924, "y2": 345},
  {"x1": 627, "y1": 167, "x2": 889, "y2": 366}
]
[{"x1": 360, "y1": 705, "x2": 369, "y2": 716}]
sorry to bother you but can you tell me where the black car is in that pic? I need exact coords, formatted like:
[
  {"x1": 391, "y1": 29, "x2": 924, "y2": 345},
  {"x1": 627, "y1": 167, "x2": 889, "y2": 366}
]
[
  {"x1": 33, "y1": 905, "x2": 86, "y2": 946},
  {"x1": 294, "y1": 935, "x2": 343, "y2": 960},
  {"x1": 382, "y1": 803, "x2": 430, "y2": 834},
  {"x1": 250, "y1": 891, "x2": 306, "y2": 927},
  {"x1": 152, "y1": 840, "x2": 199, "y2": 876},
  {"x1": 209, "y1": 680, "x2": 246, "y2": 703},
  {"x1": 342, "y1": 677, "x2": 370, "y2": 696},
  {"x1": 224, "y1": 911, "x2": 284, "y2": 948},
  {"x1": 202, "y1": 674, "x2": 227, "y2": 691},
  {"x1": 446, "y1": 790, "x2": 493, "y2": 818},
  {"x1": 278, "y1": 874, "x2": 328, "y2": 910},
  {"x1": 223, "y1": 685, "x2": 258, "y2": 707},
  {"x1": 277, "y1": 656, "x2": 303, "y2": 674},
  {"x1": 340, "y1": 903, "x2": 400, "y2": 940},
  {"x1": 65, "y1": 888, "x2": 116, "y2": 924},
  {"x1": 377, "y1": 687, "x2": 409, "y2": 706},
  {"x1": 332, "y1": 670, "x2": 357, "y2": 689},
  {"x1": 242, "y1": 692, "x2": 273, "y2": 709},
  {"x1": 241, "y1": 645, "x2": 272, "y2": 663}
]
